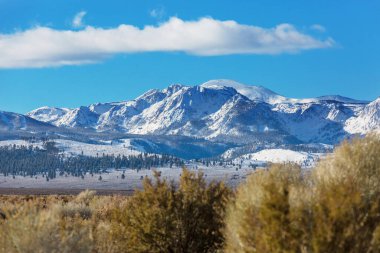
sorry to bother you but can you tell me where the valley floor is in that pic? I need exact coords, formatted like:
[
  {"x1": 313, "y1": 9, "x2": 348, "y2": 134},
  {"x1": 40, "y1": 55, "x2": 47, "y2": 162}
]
[
  {"x1": 0, "y1": 187, "x2": 134, "y2": 196},
  {"x1": 0, "y1": 164, "x2": 254, "y2": 192}
]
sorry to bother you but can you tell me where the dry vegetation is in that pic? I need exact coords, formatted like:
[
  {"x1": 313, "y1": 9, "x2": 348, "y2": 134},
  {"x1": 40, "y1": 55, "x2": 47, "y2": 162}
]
[
  {"x1": 0, "y1": 170, "x2": 231, "y2": 253},
  {"x1": 225, "y1": 134, "x2": 380, "y2": 253},
  {"x1": 0, "y1": 135, "x2": 380, "y2": 252}
]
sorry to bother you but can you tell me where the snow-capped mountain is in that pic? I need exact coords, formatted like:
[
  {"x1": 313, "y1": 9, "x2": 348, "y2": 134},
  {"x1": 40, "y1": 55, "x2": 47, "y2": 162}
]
[
  {"x1": 201, "y1": 79, "x2": 287, "y2": 104},
  {"x1": 28, "y1": 106, "x2": 71, "y2": 125},
  {"x1": 201, "y1": 79, "x2": 368, "y2": 105},
  {"x1": 272, "y1": 101, "x2": 363, "y2": 143},
  {"x1": 26, "y1": 79, "x2": 378, "y2": 146},
  {"x1": 0, "y1": 110, "x2": 54, "y2": 132},
  {"x1": 0, "y1": 79, "x2": 374, "y2": 160},
  {"x1": 344, "y1": 97, "x2": 380, "y2": 134}
]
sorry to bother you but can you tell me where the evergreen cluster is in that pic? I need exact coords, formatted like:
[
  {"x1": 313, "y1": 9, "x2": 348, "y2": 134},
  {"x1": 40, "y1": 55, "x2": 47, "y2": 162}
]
[{"x1": 0, "y1": 143, "x2": 184, "y2": 179}]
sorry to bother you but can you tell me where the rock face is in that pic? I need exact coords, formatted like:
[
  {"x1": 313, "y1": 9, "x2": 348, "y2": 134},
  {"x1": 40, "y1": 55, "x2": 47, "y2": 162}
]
[{"x1": 25, "y1": 79, "x2": 378, "y2": 145}]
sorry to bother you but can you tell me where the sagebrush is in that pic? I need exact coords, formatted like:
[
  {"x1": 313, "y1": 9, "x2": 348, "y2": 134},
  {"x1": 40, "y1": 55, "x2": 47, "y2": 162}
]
[{"x1": 224, "y1": 134, "x2": 380, "y2": 252}]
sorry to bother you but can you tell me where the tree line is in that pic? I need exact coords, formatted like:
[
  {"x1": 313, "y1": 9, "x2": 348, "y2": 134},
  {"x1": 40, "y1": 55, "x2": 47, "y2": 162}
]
[{"x1": 0, "y1": 143, "x2": 184, "y2": 179}]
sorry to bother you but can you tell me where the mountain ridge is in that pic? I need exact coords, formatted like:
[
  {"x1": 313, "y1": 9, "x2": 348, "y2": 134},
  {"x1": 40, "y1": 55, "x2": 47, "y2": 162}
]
[
  {"x1": 0, "y1": 79, "x2": 376, "y2": 159},
  {"x1": 25, "y1": 80, "x2": 376, "y2": 141}
]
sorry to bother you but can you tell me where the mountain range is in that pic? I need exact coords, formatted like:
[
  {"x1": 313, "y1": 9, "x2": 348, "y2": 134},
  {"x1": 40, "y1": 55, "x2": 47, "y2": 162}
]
[{"x1": 1, "y1": 79, "x2": 379, "y2": 159}]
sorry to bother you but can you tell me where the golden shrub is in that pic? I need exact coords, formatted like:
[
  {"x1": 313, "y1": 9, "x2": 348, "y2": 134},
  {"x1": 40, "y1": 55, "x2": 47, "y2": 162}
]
[
  {"x1": 224, "y1": 163, "x2": 308, "y2": 253},
  {"x1": 224, "y1": 135, "x2": 380, "y2": 253},
  {"x1": 0, "y1": 204, "x2": 93, "y2": 253},
  {"x1": 110, "y1": 169, "x2": 232, "y2": 253},
  {"x1": 311, "y1": 134, "x2": 380, "y2": 253}
]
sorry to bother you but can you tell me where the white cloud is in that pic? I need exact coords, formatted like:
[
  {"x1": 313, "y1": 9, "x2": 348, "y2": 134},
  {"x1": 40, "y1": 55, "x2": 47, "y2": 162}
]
[
  {"x1": 72, "y1": 11, "x2": 86, "y2": 28},
  {"x1": 149, "y1": 7, "x2": 165, "y2": 19},
  {"x1": 310, "y1": 24, "x2": 326, "y2": 32},
  {"x1": 0, "y1": 17, "x2": 334, "y2": 68}
]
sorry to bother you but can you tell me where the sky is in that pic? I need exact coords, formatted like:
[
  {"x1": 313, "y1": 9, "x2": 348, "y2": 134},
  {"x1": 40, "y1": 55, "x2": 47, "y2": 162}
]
[{"x1": 0, "y1": 0, "x2": 379, "y2": 113}]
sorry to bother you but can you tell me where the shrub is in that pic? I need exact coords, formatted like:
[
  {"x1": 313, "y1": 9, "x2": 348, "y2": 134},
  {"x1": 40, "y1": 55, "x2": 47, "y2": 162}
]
[
  {"x1": 0, "y1": 192, "x2": 129, "y2": 253},
  {"x1": 57, "y1": 190, "x2": 96, "y2": 219},
  {"x1": 311, "y1": 134, "x2": 380, "y2": 252},
  {"x1": 224, "y1": 134, "x2": 380, "y2": 253},
  {"x1": 224, "y1": 163, "x2": 308, "y2": 253},
  {"x1": 0, "y1": 204, "x2": 93, "y2": 253},
  {"x1": 110, "y1": 169, "x2": 232, "y2": 253}
]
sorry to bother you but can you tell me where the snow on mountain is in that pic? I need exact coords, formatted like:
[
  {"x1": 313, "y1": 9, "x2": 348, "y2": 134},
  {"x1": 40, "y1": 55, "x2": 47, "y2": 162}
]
[
  {"x1": 48, "y1": 139, "x2": 144, "y2": 157},
  {"x1": 204, "y1": 94, "x2": 287, "y2": 142},
  {"x1": 233, "y1": 149, "x2": 323, "y2": 167},
  {"x1": 27, "y1": 106, "x2": 71, "y2": 125},
  {"x1": 273, "y1": 101, "x2": 362, "y2": 143},
  {"x1": 125, "y1": 85, "x2": 240, "y2": 135},
  {"x1": 55, "y1": 106, "x2": 99, "y2": 128},
  {"x1": 201, "y1": 79, "x2": 288, "y2": 104},
  {"x1": 121, "y1": 84, "x2": 293, "y2": 144},
  {"x1": 24, "y1": 79, "x2": 377, "y2": 148},
  {"x1": 0, "y1": 138, "x2": 143, "y2": 157},
  {"x1": 344, "y1": 97, "x2": 380, "y2": 134},
  {"x1": 88, "y1": 103, "x2": 115, "y2": 115},
  {"x1": 96, "y1": 87, "x2": 172, "y2": 131},
  {"x1": 0, "y1": 110, "x2": 54, "y2": 132},
  {"x1": 29, "y1": 106, "x2": 105, "y2": 129},
  {"x1": 202, "y1": 79, "x2": 368, "y2": 104}
]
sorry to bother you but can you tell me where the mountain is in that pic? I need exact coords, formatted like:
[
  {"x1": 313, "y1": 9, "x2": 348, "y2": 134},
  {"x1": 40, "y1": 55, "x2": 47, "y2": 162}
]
[
  {"x1": 201, "y1": 79, "x2": 287, "y2": 104},
  {"x1": 272, "y1": 101, "x2": 363, "y2": 143},
  {"x1": 25, "y1": 84, "x2": 293, "y2": 144},
  {"x1": 344, "y1": 97, "x2": 380, "y2": 134},
  {"x1": 28, "y1": 106, "x2": 71, "y2": 125},
  {"x1": 7, "y1": 79, "x2": 376, "y2": 159},
  {"x1": 0, "y1": 110, "x2": 55, "y2": 132},
  {"x1": 201, "y1": 79, "x2": 368, "y2": 104}
]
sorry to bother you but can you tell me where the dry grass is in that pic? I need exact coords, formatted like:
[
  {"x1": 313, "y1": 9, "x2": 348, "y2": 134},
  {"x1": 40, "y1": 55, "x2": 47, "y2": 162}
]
[{"x1": 0, "y1": 191, "x2": 127, "y2": 253}]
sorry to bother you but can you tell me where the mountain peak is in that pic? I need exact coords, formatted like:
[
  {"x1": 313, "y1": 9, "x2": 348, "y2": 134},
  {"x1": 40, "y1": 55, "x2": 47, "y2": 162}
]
[
  {"x1": 0, "y1": 110, "x2": 54, "y2": 132},
  {"x1": 372, "y1": 97, "x2": 380, "y2": 104},
  {"x1": 201, "y1": 79, "x2": 286, "y2": 104},
  {"x1": 27, "y1": 106, "x2": 71, "y2": 124},
  {"x1": 164, "y1": 84, "x2": 187, "y2": 94},
  {"x1": 201, "y1": 79, "x2": 246, "y2": 88}
]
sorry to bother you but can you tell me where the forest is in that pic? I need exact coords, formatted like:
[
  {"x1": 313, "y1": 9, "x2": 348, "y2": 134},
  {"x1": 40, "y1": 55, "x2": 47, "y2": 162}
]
[{"x1": 0, "y1": 141, "x2": 184, "y2": 179}]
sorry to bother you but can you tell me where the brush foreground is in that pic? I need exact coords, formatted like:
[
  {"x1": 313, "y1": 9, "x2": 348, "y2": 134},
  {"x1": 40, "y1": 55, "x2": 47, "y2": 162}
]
[{"x1": 1, "y1": 135, "x2": 380, "y2": 252}]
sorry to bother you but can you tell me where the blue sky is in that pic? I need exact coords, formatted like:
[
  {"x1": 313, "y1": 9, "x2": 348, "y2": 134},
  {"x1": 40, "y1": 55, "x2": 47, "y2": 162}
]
[{"x1": 0, "y1": 0, "x2": 379, "y2": 113}]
